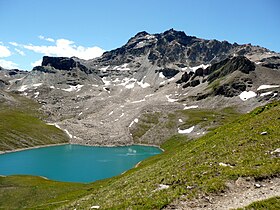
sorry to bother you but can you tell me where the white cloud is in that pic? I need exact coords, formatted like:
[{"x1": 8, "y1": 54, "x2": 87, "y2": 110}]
[
  {"x1": 23, "y1": 38, "x2": 104, "y2": 60},
  {"x1": 38, "y1": 35, "x2": 55, "y2": 42},
  {"x1": 0, "y1": 45, "x2": 12, "y2": 57},
  {"x1": 31, "y1": 59, "x2": 42, "y2": 67},
  {"x1": 15, "y1": 48, "x2": 26, "y2": 56},
  {"x1": 0, "y1": 59, "x2": 19, "y2": 69},
  {"x1": 9, "y1": 42, "x2": 19, "y2": 47}
]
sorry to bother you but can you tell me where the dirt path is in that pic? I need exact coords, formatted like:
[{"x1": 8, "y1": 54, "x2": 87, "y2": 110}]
[{"x1": 164, "y1": 177, "x2": 280, "y2": 210}]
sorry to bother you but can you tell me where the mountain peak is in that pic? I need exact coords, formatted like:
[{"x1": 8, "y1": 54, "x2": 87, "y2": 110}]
[{"x1": 134, "y1": 31, "x2": 150, "y2": 38}]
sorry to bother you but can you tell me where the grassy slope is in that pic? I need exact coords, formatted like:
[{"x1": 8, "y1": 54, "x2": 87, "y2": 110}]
[
  {"x1": 0, "y1": 175, "x2": 89, "y2": 209},
  {"x1": 131, "y1": 107, "x2": 239, "y2": 145},
  {"x1": 68, "y1": 101, "x2": 279, "y2": 209},
  {"x1": 0, "y1": 93, "x2": 68, "y2": 151},
  {"x1": 237, "y1": 196, "x2": 280, "y2": 210},
  {"x1": 0, "y1": 101, "x2": 279, "y2": 209}
]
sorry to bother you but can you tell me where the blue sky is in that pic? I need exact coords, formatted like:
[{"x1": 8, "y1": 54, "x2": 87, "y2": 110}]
[{"x1": 0, "y1": 0, "x2": 279, "y2": 70}]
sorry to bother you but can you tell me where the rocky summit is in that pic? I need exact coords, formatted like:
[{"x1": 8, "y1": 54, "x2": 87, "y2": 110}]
[{"x1": 1, "y1": 29, "x2": 280, "y2": 146}]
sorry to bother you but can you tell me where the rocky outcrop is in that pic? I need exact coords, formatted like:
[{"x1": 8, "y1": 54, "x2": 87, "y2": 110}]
[
  {"x1": 207, "y1": 56, "x2": 255, "y2": 82},
  {"x1": 157, "y1": 68, "x2": 180, "y2": 79},
  {"x1": 260, "y1": 56, "x2": 280, "y2": 69},
  {"x1": 41, "y1": 56, "x2": 91, "y2": 73},
  {"x1": 0, "y1": 79, "x2": 9, "y2": 88}
]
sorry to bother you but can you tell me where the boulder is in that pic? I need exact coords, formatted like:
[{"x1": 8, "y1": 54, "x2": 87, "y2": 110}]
[{"x1": 176, "y1": 72, "x2": 190, "y2": 84}]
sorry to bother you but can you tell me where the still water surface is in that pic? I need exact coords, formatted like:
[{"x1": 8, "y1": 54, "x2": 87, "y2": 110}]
[{"x1": 0, "y1": 144, "x2": 162, "y2": 183}]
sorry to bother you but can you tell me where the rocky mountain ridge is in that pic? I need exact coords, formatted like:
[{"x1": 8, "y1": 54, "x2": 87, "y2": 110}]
[{"x1": 0, "y1": 29, "x2": 280, "y2": 146}]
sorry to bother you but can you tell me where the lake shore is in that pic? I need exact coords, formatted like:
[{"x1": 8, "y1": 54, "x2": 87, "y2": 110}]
[
  {"x1": 0, "y1": 143, "x2": 69, "y2": 155},
  {"x1": 0, "y1": 142, "x2": 164, "y2": 154}
]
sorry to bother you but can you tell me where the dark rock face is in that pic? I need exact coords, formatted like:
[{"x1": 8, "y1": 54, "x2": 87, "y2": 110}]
[
  {"x1": 42, "y1": 56, "x2": 75, "y2": 70},
  {"x1": 41, "y1": 56, "x2": 90, "y2": 73},
  {"x1": 260, "y1": 56, "x2": 280, "y2": 69},
  {"x1": 7, "y1": 69, "x2": 26, "y2": 76},
  {"x1": 176, "y1": 72, "x2": 190, "y2": 84},
  {"x1": 182, "y1": 79, "x2": 200, "y2": 88},
  {"x1": 85, "y1": 29, "x2": 270, "y2": 75},
  {"x1": 157, "y1": 68, "x2": 179, "y2": 79},
  {"x1": 177, "y1": 56, "x2": 256, "y2": 94},
  {"x1": 213, "y1": 81, "x2": 247, "y2": 97},
  {"x1": 207, "y1": 56, "x2": 255, "y2": 83}
]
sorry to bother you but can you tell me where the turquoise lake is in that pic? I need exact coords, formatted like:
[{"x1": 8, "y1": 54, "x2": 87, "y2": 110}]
[{"x1": 0, "y1": 144, "x2": 162, "y2": 183}]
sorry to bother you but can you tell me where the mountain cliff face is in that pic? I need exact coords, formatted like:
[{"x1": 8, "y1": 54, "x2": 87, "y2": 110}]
[
  {"x1": 1, "y1": 29, "x2": 279, "y2": 146},
  {"x1": 81, "y1": 29, "x2": 274, "y2": 77}
]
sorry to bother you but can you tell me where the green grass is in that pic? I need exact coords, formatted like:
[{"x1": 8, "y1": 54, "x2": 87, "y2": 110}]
[
  {"x1": 0, "y1": 175, "x2": 89, "y2": 209},
  {"x1": 0, "y1": 93, "x2": 68, "y2": 151},
  {"x1": 0, "y1": 101, "x2": 279, "y2": 209},
  {"x1": 236, "y1": 196, "x2": 280, "y2": 210},
  {"x1": 131, "y1": 106, "x2": 239, "y2": 145},
  {"x1": 131, "y1": 112, "x2": 161, "y2": 141}
]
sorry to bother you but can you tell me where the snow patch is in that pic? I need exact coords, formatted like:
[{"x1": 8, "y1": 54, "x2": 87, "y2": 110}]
[
  {"x1": 125, "y1": 82, "x2": 135, "y2": 89},
  {"x1": 178, "y1": 126, "x2": 194, "y2": 134},
  {"x1": 64, "y1": 129, "x2": 72, "y2": 138},
  {"x1": 135, "y1": 41, "x2": 146, "y2": 48},
  {"x1": 159, "y1": 72, "x2": 165, "y2": 79},
  {"x1": 18, "y1": 85, "x2": 28, "y2": 92},
  {"x1": 34, "y1": 92, "x2": 39, "y2": 98},
  {"x1": 131, "y1": 98, "x2": 146, "y2": 103},
  {"x1": 108, "y1": 111, "x2": 114, "y2": 116},
  {"x1": 47, "y1": 123, "x2": 61, "y2": 129},
  {"x1": 117, "y1": 78, "x2": 137, "y2": 89},
  {"x1": 145, "y1": 94, "x2": 154, "y2": 98},
  {"x1": 102, "y1": 78, "x2": 111, "y2": 86},
  {"x1": 120, "y1": 113, "x2": 124, "y2": 118},
  {"x1": 62, "y1": 85, "x2": 84, "y2": 92},
  {"x1": 183, "y1": 105, "x2": 198, "y2": 110},
  {"x1": 179, "y1": 119, "x2": 183, "y2": 123},
  {"x1": 112, "y1": 78, "x2": 120, "y2": 83},
  {"x1": 137, "y1": 79, "x2": 150, "y2": 88},
  {"x1": 260, "y1": 91, "x2": 273, "y2": 97},
  {"x1": 100, "y1": 65, "x2": 110, "y2": 72},
  {"x1": 239, "y1": 91, "x2": 257, "y2": 101},
  {"x1": 166, "y1": 94, "x2": 178, "y2": 103},
  {"x1": 115, "y1": 63, "x2": 130, "y2": 71},
  {"x1": 257, "y1": 85, "x2": 279, "y2": 91},
  {"x1": 129, "y1": 118, "x2": 139, "y2": 128},
  {"x1": 90, "y1": 206, "x2": 100, "y2": 209},
  {"x1": 103, "y1": 87, "x2": 110, "y2": 93},
  {"x1": 189, "y1": 64, "x2": 210, "y2": 72},
  {"x1": 78, "y1": 112, "x2": 83, "y2": 116},
  {"x1": 145, "y1": 34, "x2": 156, "y2": 40},
  {"x1": 50, "y1": 86, "x2": 55, "y2": 89},
  {"x1": 33, "y1": 83, "x2": 43, "y2": 87},
  {"x1": 129, "y1": 121, "x2": 134, "y2": 128}
]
